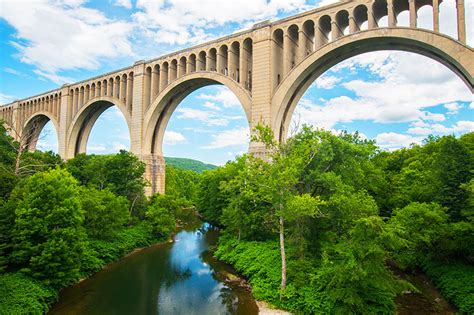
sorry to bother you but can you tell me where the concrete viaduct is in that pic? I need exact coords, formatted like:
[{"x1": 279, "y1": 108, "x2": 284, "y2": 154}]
[{"x1": 1, "y1": 0, "x2": 473, "y2": 195}]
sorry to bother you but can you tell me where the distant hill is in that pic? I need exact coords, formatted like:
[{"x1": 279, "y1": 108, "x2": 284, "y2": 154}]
[{"x1": 164, "y1": 157, "x2": 217, "y2": 173}]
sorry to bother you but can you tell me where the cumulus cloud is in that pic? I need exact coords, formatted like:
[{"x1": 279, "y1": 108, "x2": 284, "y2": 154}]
[
  {"x1": 444, "y1": 102, "x2": 462, "y2": 115},
  {"x1": 203, "y1": 101, "x2": 221, "y2": 111},
  {"x1": 315, "y1": 75, "x2": 340, "y2": 89},
  {"x1": 113, "y1": 0, "x2": 132, "y2": 9},
  {"x1": 375, "y1": 132, "x2": 424, "y2": 151},
  {"x1": 0, "y1": 1, "x2": 134, "y2": 82},
  {"x1": 202, "y1": 127, "x2": 250, "y2": 149},
  {"x1": 132, "y1": 0, "x2": 310, "y2": 46},
  {"x1": 407, "y1": 120, "x2": 474, "y2": 136},
  {"x1": 293, "y1": 51, "x2": 472, "y2": 130},
  {"x1": 197, "y1": 87, "x2": 241, "y2": 109},
  {"x1": 163, "y1": 130, "x2": 186, "y2": 145}
]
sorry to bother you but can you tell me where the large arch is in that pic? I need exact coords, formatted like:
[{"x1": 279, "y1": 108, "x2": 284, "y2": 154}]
[
  {"x1": 272, "y1": 28, "x2": 474, "y2": 141},
  {"x1": 143, "y1": 72, "x2": 252, "y2": 156},
  {"x1": 66, "y1": 96, "x2": 132, "y2": 158},
  {"x1": 23, "y1": 111, "x2": 60, "y2": 152}
]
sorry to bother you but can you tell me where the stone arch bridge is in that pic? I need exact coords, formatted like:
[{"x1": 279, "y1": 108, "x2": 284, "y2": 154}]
[{"x1": 1, "y1": 0, "x2": 472, "y2": 195}]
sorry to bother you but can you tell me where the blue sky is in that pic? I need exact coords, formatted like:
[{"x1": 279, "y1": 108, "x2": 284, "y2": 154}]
[{"x1": 0, "y1": 0, "x2": 473, "y2": 165}]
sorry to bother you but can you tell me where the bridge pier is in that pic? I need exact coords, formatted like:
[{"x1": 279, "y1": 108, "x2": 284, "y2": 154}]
[{"x1": 143, "y1": 154, "x2": 166, "y2": 196}]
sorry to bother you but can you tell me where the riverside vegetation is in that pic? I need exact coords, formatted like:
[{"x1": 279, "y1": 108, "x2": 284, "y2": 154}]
[
  {"x1": 0, "y1": 120, "x2": 472, "y2": 314},
  {"x1": 0, "y1": 122, "x2": 194, "y2": 314},
  {"x1": 199, "y1": 126, "x2": 474, "y2": 314}
]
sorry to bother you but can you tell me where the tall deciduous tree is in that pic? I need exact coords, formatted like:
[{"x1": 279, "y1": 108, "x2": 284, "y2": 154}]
[
  {"x1": 251, "y1": 124, "x2": 322, "y2": 294},
  {"x1": 8, "y1": 169, "x2": 86, "y2": 288},
  {"x1": 80, "y1": 187, "x2": 130, "y2": 239}
]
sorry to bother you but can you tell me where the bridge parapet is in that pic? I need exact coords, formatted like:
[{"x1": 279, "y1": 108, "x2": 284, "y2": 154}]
[{"x1": 267, "y1": 0, "x2": 469, "y2": 94}]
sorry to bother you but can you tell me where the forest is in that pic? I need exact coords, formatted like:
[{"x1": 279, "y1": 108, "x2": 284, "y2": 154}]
[
  {"x1": 0, "y1": 120, "x2": 472, "y2": 314},
  {"x1": 198, "y1": 126, "x2": 474, "y2": 314}
]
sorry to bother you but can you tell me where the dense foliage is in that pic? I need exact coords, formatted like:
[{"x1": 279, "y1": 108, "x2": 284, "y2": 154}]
[
  {"x1": 165, "y1": 165, "x2": 200, "y2": 203},
  {"x1": 0, "y1": 273, "x2": 57, "y2": 314},
  {"x1": 200, "y1": 127, "x2": 474, "y2": 314},
  {"x1": 65, "y1": 151, "x2": 147, "y2": 216},
  {"x1": 421, "y1": 259, "x2": 474, "y2": 313},
  {"x1": 165, "y1": 157, "x2": 217, "y2": 173},
  {"x1": 0, "y1": 122, "x2": 195, "y2": 313},
  {"x1": 6, "y1": 169, "x2": 86, "y2": 288}
]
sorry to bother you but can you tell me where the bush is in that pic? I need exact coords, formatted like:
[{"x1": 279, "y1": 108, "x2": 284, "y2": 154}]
[
  {"x1": 422, "y1": 259, "x2": 474, "y2": 314},
  {"x1": 81, "y1": 223, "x2": 155, "y2": 277},
  {"x1": 0, "y1": 273, "x2": 57, "y2": 314}
]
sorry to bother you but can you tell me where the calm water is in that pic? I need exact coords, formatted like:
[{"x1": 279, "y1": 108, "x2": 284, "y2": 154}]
[{"x1": 49, "y1": 222, "x2": 258, "y2": 315}]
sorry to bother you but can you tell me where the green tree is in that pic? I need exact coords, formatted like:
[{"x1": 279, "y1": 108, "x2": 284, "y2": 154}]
[
  {"x1": 145, "y1": 205, "x2": 175, "y2": 238},
  {"x1": 105, "y1": 151, "x2": 147, "y2": 205},
  {"x1": 65, "y1": 151, "x2": 147, "y2": 216},
  {"x1": 197, "y1": 158, "x2": 245, "y2": 225},
  {"x1": 80, "y1": 187, "x2": 130, "y2": 239},
  {"x1": 149, "y1": 194, "x2": 193, "y2": 220},
  {"x1": 388, "y1": 202, "x2": 449, "y2": 268},
  {"x1": 432, "y1": 136, "x2": 471, "y2": 220},
  {"x1": 8, "y1": 169, "x2": 86, "y2": 288},
  {"x1": 251, "y1": 124, "x2": 322, "y2": 293},
  {"x1": 313, "y1": 216, "x2": 409, "y2": 314},
  {"x1": 165, "y1": 165, "x2": 200, "y2": 203}
]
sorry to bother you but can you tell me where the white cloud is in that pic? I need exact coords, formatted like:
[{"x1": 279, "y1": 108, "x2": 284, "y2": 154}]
[
  {"x1": 203, "y1": 101, "x2": 221, "y2": 111},
  {"x1": 411, "y1": 120, "x2": 430, "y2": 128},
  {"x1": 315, "y1": 75, "x2": 340, "y2": 89},
  {"x1": 163, "y1": 130, "x2": 186, "y2": 145},
  {"x1": 444, "y1": 102, "x2": 462, "y2": 115},
  {"x1": 375, "y1": 132, "x2": 424, "y2": 151},
  {"x1": 470, "y1": 102, "x2": 474, "y2": 109},
  {"x1": 293, "y1": 51, "x2": 472, "y2": 130},
  {"x1": 176, "y1": 108, "x2": 228, "y2": 126},
  {"x1": 407, "y1": 120, "x2": 474, "y2": 136},
  {"x1": 0, "y1": 93, "x2": 17, "y2": 105},
  {"x1": 3, "y1": 67, "x2": 24, "y2": 76},
  {"x1": 202, "y1": 127, "x2": 249, "y2": 149},
  {"x1": 33, "y1": 69, "x2": 74, "y2": 85},
  {"x1": 176, "y1": 107, "x2": 243, "y2": 126},
  {"x1": 197, "y1": 87, "x2": 241, "y2": 108},
  {"x1": 0, "y1": 1, "x2": 134, "y2": 82},
  {"x1": 113, "y1": 0, "x2": 132, "y2": 9},
  {"x1": 316, "y1": 0, "x2": 340, "y2": 8},
  {"x1": 132, "y1": 0, "x2": 310, "y2": 46}
]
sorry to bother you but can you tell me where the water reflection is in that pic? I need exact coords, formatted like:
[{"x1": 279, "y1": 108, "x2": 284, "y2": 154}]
[{"x1": 49, "y1": 222, "x2": 258, "y2": 315}]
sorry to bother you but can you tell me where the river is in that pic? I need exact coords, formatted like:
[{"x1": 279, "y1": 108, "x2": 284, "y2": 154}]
[{"x1": 48, "y1": 221, "x2": 259, "y2": 315}]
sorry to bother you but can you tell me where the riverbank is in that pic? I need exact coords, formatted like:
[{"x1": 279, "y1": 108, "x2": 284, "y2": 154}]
[
  {"x1": 214, "y1": 236, "x2": 465, "y2": 315},
  {"x1": 0, "y1": 223, "x2": 165, "y2": 314}
]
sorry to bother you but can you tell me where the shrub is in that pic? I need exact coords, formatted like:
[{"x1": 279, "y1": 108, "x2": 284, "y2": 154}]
[
  {"x1": 422, "y1": 259, "x2": 474, "y2": 314},
  {"x1": 0, "y1": 273, "x2": 57, "y2": 314}
]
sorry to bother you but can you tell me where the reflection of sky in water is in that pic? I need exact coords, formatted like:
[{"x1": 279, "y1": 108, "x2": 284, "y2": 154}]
[{"x1": 158, "y1": 224, "x2": 229, "y2": 315}]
